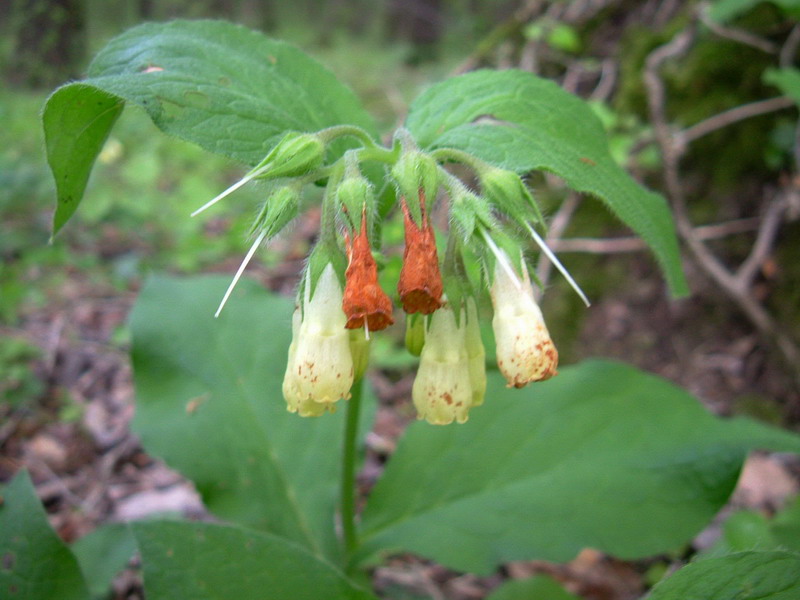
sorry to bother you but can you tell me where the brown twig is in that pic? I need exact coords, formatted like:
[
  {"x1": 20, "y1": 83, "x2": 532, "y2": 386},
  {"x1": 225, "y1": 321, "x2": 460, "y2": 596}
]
[
  {"x1": 700, "y1": 7, "x2": 779, "y2": 54},
  {"x1": 677, "y1": 97, "x2": 796, "y2": 149},
  {"x1": 644, "y1": 23, "x2": 800, "y2": 383}
]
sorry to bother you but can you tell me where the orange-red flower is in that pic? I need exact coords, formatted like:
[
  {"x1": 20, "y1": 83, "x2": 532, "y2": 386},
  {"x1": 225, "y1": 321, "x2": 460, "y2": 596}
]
[
  {"x1": 342, "y1": 211, "x2": 394, "y2": 331},
  {"x1": 398, "y1": 192, "x2": 443, "y2": 314}
]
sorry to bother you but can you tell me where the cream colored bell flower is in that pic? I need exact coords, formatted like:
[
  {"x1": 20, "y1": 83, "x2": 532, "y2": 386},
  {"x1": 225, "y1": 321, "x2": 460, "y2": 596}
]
[
  {"x1": 283, "y1": 264, "x2": 354, "y2": 415},
  {"x1": 412, "y1": 304, "x2": 473, "y2": 425},
  {"x1": 490, "y1": 252, "x2": 558, "y2": 388}
]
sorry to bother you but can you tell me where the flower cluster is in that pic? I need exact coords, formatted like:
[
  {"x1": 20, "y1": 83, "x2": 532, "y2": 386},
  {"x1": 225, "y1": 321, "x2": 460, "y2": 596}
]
[{"x1": 198, "y1": 128, "x2": 588, "y2": 425}]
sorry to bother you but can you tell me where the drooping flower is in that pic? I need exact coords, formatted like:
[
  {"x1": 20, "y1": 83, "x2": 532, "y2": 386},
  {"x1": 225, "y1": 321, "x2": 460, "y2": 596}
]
[
  {"x1": 412, "y1": 303, "x2": 473, "y2": 425},
  {"x1": 490, "y1": 251, "x2": 558, "y2": 388},
  {"x1": 283, "y1": 264, "x2": 354, "y2": 416},
  {"x1": 342, "y1": 209, "x2": 394, "y2": 332},
  {"x1": 397, "y1": 193, "x2": 443, "y2": 314}
]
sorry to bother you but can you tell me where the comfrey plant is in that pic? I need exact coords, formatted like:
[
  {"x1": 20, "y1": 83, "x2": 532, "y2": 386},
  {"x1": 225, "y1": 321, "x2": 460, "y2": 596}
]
[
  {"x1": 26, "y1": 19, "x2": 800, "y2": 600},
  {"x1": 200, "y1": 126, "x2": 584, "y2": 425}
]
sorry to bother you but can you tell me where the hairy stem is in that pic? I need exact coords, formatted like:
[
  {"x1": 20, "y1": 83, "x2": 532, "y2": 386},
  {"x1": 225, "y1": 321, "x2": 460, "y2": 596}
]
[{"x1": 341, "y1": 376, "x2": 364, "y2": 564}]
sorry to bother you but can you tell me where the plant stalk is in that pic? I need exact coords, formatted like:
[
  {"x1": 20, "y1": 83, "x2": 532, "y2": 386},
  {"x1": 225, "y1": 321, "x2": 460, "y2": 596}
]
[{"x1": 341, "y1": 376, "x2": 363, "y2": 564}]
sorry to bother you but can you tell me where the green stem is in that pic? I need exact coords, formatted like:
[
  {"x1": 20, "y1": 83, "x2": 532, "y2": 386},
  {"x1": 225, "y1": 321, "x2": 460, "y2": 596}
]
[
  {"x1": 318, "y1": 124, "x2": 379, "y2": 149},
  {"x1": 341, "y1": 376, "x2": 364, "y2": 564}
]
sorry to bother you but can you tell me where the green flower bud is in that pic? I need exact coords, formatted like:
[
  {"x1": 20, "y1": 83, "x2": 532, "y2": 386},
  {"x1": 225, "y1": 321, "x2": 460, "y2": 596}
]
[
  {"x1": 405, "y1": 313, "x2": 425, "y2": 357},
  {"x1": 464, "y1": 299, "x2": 486, "y2": 407},
  {"x1": 348, "y1": 329, "x2": 371, "y2": 382},
  {"x1": 249, "y1": 185, "x2": 300, "y2": 239},
  {"x1": 254, "y1": 132, "x2": 325, "y2": 180},
  {"x1": 480, "y1": 167, "x2": 544, "y2": 228},
  {"x1": 391, "y1": 151, "x2": 439, "y2": 225}
]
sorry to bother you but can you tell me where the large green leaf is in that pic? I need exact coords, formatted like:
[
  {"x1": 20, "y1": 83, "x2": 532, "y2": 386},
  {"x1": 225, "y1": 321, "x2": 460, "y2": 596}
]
[
  {"x1": 357, "y1": 360, "x2": 800, "y2": 574},
  {"x1": 43, "y1": 20, "x2": 377, "y2": 234},
  {"x1": 405, "y1": 70, "x2": 688, "y2": 297},
  {"x1": 133, "y1": 520, "x2": 377, "y2": 600},
  {"x1": 0, "y1": 471, "x2": 90, "y2": 600},
  {"x1": 130, "y1": 275, "x2": 368, "y2": 562},
  {"x1": 647, "y1": 551, "x2": 800, "y2": 599}
]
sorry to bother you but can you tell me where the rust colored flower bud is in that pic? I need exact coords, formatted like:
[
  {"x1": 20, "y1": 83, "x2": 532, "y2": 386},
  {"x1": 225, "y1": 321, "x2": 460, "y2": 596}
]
[
  {"x1": 398, "y1": 193, "x2": 443, "y2": 314},
  {"x1": 342, "y1": 210, "x2": 394, "y2": 331}
]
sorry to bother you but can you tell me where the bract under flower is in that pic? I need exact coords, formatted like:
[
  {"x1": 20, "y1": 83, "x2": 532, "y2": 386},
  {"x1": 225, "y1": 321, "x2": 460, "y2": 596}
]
[
  {"x1": 490, "y1": 253, "x2": 558, "y2": 388},
  {"x1": 398, "y1": 193, "x2": 443, "y2": 315},
  {"x1": 412, "y1": 304, "x2": 473, "y2": 425},
  {"x1": 283, "y1": 264, "x2": 354, "y2": 416}
]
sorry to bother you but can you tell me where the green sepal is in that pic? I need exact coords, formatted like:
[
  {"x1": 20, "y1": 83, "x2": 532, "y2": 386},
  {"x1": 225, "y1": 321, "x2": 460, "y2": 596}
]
[
  {"x1": 337, "y1": 176, "x2": 375, "y2": 234},
  {"x1": 248, "y1": 185, "x2": 301, "y2": 239},
  {"x1": 391, "y1": 151, "x2": 439, "y2": 225},
  {"x1": 450, "y1": 191, "x2": 496, "y2": 242},
  {"x1": 252, "y1": 131, "x2": 325, "y2": 181},
  {"x1": 305, "y1": 239, "x2": 347, "y2": 302},
  {"x1": 480, "y1": 167, "x2": 545, "y2": 230},
  {"x1": 481, "y1": 227, "x2": 527, "y2": 286}
]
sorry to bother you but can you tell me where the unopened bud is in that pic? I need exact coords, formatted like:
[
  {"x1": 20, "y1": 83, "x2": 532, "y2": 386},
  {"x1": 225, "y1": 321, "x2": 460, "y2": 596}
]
[
  {"x1": 480, "y1": 167, "x2": 543, "y2": 227},
  {"x1": 405, "y1": 314, "x2": 425, "y2": 356},
  {"x1": 464, "y1": 299, "x2": 487, "y2": 407},
  {"x1": 348, "y1": 329, "x2": 370, "y2": 382},
  {"x1": 254, "y1": 132, "x2": 325, "y2": 180}
]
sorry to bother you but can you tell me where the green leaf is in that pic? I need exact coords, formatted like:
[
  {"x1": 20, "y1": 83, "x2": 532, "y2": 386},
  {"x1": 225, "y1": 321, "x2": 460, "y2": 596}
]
[
  {"x1": 0, "y1": 471, "x2": 90, "y2": 600},
  {"x1": 133, "y1": 520, "x2": 377, "y2": 600},
  {"x1": 486, "y1": 575, "x2": 581, "y2": 600},
  {"x1": 43, "y1": 20, "x2": 377, "y2": 235},
  {"x1": 43, "y1": 84, "x2": 124, "y2": 236},
  {"x1": 357, "y1": 360, "x2": 800, "y2": 575},
  {"x1": 406, "y1": 70, "x2": 688, "y2": 297},
  {"x1": 648, "y1": 551, "x2": 800, "y2": 600},
  {"x1": 130, "y1": 275, "x2": 372, "y2": 562},
  {"x1": 765, "y1": 67, "x2": 800, "y2": 106},
  {"x1": 71, "y1": 523, "x2": 137, "y2": 600}
]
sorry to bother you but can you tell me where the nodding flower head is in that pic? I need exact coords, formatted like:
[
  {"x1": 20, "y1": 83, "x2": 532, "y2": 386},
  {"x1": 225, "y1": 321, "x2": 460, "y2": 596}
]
[
  {"x1": 342, "y1": 209, "x2": 394, "y2": 332},
  {"x1": 283, "y1": 263, "x2": 354, "y2": 416},
  {"x1": 397, "y1": 193, "x2": 443, "y2": 315},
  {"x1": 412, "y1": 302, "x2": 475, "y2": 425},
  {"x1": 490, "y1": 252, "x2": 558, "y2": 388}
]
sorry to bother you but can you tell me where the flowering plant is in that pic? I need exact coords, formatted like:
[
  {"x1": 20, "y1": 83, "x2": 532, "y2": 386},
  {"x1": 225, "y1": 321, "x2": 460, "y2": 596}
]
[{"x1": 22, "y1": 19, "x2": 800, "y2": 600}]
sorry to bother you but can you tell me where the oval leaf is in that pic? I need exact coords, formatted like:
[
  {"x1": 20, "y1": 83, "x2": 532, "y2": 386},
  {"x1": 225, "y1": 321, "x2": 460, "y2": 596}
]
[
  {"x1": 357, "y1": 360, "x2": 800, "y2": 574},
  {"x1": 406, "y1": 69, "x2": 688, "y2": 297},
  {"x1": 133, "y1": 520, "x2": 376, "y2": 600},
  {"x1": 130, "y1": 275, "x2": 349, "y2": 561},
  {"x1": 43, "y1": 20, "x2": 377, "y2": 234}
]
